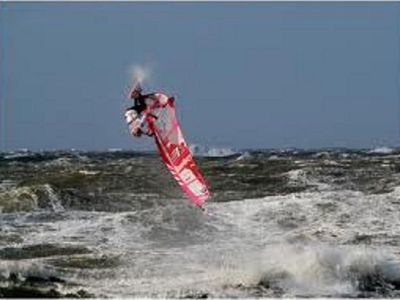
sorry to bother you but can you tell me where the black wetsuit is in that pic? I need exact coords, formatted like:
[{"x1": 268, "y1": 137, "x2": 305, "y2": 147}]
[{"x1": 128, "y1": 94, "x2": 152, "y2": 115}]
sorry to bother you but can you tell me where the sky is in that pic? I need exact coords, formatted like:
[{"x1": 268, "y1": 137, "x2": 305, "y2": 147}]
[{"x1": 1, "y1": 2, "x2": 399, "y2": 151}]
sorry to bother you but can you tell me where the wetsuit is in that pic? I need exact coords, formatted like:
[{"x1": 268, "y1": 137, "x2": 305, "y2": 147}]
[{"x1": 128, "y1": 94, "x2": 153, "y2": 115}]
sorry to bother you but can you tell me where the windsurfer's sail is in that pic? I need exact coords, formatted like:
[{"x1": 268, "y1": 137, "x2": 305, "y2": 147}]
[{"x1": 145, "y1": 93, "x2": 210, "y2": 207}]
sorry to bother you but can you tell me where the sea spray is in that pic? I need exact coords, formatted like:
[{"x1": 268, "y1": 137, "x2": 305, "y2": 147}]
[{"x1": 127, "y1": 64, "x2": 153, "y2": 92}]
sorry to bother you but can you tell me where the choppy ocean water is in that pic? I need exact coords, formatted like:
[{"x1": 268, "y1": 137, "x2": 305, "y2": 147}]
[{"x1": 1, "y1": 147, "x2": 400, "y2": 298}]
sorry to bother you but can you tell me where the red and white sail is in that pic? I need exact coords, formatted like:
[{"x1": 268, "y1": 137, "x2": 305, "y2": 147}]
[{"x1": 145, "y1": 93, "x2": 210, "y2": 207}]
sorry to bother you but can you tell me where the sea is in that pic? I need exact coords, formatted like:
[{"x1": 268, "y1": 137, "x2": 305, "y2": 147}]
[{"x1": 1, "y1": 146, "x2": 400, "y2": 298}]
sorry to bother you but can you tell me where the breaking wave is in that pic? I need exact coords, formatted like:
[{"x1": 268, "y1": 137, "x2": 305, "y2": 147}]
[
  {"x1": 0, "y1": 259, "x2": 93, "y2": 298},
  {"x1": 216, "y1": 244, "x2": 400, "y2": 297},
  {"x1": 0, "y1": 184, "x2": 63, "y2": 213}
]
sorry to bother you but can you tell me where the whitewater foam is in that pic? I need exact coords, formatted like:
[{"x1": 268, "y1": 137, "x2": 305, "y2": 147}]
[{"x1": 2, "y1": 150, "x2": 400, "y2": 297}]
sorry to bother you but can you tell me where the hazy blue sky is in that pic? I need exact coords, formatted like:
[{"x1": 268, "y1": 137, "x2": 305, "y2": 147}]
[{"x1": 1, "y1": 2, "x2": 399, "y2": 151}]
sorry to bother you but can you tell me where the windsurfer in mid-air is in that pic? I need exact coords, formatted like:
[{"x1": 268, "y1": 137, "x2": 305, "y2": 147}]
[
  {"x1": 124, "y1": 84, "x2": 154, "y2": 137},
  {"x1": 123, "y1": 80, "x2": 210, "y2": 207}
]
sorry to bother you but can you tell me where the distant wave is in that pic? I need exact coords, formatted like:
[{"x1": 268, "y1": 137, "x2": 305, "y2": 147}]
[
  {"x1": 107, "y1": 148, "x2": 123, "y2": 152},
  {"x1": 235, "y1": 151, "x2": 252, "y2": 161},
  {"x1": 368, "y1": 147, "x2": 394, "y2": 154},
  {"x1": 189, "y1": 144, "x2": 238, "y2": 157}
]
